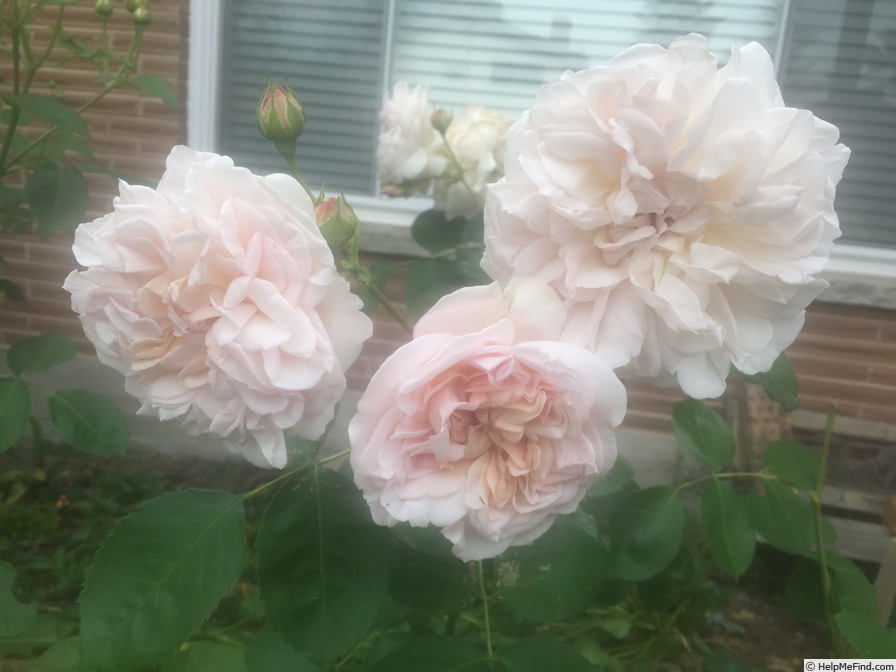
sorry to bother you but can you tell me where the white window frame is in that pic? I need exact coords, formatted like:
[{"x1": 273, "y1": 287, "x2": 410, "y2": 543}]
[{"x1": 187, "y1": 0, "x2": 896, "y2": 309}]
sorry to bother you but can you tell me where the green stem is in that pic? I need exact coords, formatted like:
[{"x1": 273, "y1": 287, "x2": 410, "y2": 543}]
[
  {"x1": 812, "y1": 406, "x2": 844, "y2": 656},
  {"x1": 675, "y1": 470, "x2": 770, "y2": 494},
  {"x1": 282, "y1": 152, "x2": 316, "y2": 204},
  {"x1": 239, "y1": 448, "x2": 350, "y2": 501},
  {"x1": 366, "y1": 280, "x2": 414, "y2": 336},
  {"x1": 477, "y1": 560, "x2": 494, "y2": 658}
]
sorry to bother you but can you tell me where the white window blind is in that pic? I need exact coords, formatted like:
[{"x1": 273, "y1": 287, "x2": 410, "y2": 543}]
[
  {"x1": 778, "y1": 0, "x2": 896, "y2": 248},
  {"x1": 214, "y1": 0, "x2": 894, "y2": 249}
]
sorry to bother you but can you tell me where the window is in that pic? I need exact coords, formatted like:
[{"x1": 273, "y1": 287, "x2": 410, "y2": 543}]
[{"x1": 188, "y1": 0, "x2": 896, "y2": 297}]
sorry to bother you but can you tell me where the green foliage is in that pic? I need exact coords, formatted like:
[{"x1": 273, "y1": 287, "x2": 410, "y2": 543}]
[
  {"x1": 24, "y1": 163, "x2": 89, "y2": 238},
  {"x1": 411, "y1": 209, "x2": 468, "y2": 254},
  {"x1": 255, "y1": 468, "x2": 390, "y2": 663},
  {"x1": 738, "y1": 353, "x2": 799, "y2": 412},
  {"x1": 244, "y1": 625, "x2": 319, "y2": 672},
  {"x1": 745, "y1": 480, "x2": 816, "y2": 555},
  {"x1": 390, "y1": 536, "x2": 474, "y2": 614},
  {"x1": 762, "y1": 439, "x2": 820, "y2": 491},
  {"x1": 608, "y1": 486, "x2": 684, "y2": 581},
  {"x1": 672, "y1": 399, "x2": 736, "y2": 471},
  {"x1": 700, "y1": 480, "x2": 755, "y2": 579},
  {"x1": 79, "y1": 489, "x2": 247, "y2": 671},
  {"x1": 47, "y1": 389, "x2": 129, "y2": 456},
  {"x1": 6, "y1": 334, "x2": 77, "y2": 376},
  {"x1": 403, "y1": 256, "x2": 468, "y2": 318},
  {"x1": 497, "y1": 520, "x2": 607, "y2": 622}
]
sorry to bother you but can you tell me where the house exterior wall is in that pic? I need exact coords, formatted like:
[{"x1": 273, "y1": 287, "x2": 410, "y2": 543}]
[{"x1": 1, "y1": 1, "x2": 894, "y2": 443}]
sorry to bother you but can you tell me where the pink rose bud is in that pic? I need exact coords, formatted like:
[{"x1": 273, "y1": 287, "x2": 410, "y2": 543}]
[
  {"x1": 256, "y1": 82, "x2": 306, "y2": 146},
  {"x1": 315, "y1": 195, "x2": 359, "y2": 252}
]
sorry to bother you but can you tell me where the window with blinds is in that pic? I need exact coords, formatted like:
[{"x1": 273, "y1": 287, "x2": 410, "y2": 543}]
[
  {"x1": 215, "y1": 0, "x2": 895, "y2": 248},
  {"x1": 779, "y1": 0, "x2": 896, "y2": 248}
]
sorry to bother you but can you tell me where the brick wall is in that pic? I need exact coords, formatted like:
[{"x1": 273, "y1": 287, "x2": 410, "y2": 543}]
[
  {"x1": 0, "y1": 0, "x2": 188, "y2": 343},
  {"x1": 1, "y1": 1, "x2": 894, "y2": 442}
]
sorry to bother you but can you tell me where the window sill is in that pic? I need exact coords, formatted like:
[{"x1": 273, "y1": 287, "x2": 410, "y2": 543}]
[{"x1": 353, "y1": 195, "x2": 896, "y2": 310}]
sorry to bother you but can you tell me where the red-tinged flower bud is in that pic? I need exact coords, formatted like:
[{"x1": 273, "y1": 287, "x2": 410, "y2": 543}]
[
  {"x1": 95, "y1": 0, "x2": 113, "y2": 17},
  {"x1": 257, "y1": 82, "x2": 305, "y2": 149},
  {"x1": 315, "y1": 195, "x2": 359, "y2": 252}
]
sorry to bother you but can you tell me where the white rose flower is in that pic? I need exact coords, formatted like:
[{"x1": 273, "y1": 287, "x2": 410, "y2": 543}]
[
  {"x1": 64, "y1": 146, "x2": 373, "y2": 468},
  {"x1": 434, "y1": 104, "x2": 512, "y2": 220},
  {"x1": 482, "y1": 34, "x2": 850, "y2": 399},
  {"x1": 377, "y1": 81, "x2": 447, "y2": 192}
]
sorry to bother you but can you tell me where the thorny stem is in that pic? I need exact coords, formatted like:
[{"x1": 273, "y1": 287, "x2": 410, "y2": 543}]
[{"x1": 477, "y1": 560, "x2": 494, "y2": 658}]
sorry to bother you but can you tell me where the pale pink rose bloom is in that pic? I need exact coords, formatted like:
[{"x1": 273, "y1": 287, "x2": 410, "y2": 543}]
[
  {"x1": 434, "y1": 105, "x2": 512, "y2": 220},
  {"x1": 483, "y1": 34, "x2": 850, "y2": 399},
  {"x1": 350, "y1": 280, "x2": 626, "y2": 561},
  {"x1": 64, "y1": 146, "x2": 372, "y2": 468},
  {"x1": 377, "y1": 81, "x2": 447, "y2": 191}
]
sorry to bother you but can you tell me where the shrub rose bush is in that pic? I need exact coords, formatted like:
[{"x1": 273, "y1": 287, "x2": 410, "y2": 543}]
[
  {"x1": 349, "y1": 279, "x2": 626, "y2": 560},
  {"x1": 63, "y1": 146, "x2": 372, "y2": 468},
  {"x1": 482, "y1": 33, "x2": 851, "y2": 399}
]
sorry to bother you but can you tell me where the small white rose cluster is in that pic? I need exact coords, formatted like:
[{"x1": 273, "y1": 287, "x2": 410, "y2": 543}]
[{"x1": 376, "y1": 82, "x2": 512, "y2": 220}]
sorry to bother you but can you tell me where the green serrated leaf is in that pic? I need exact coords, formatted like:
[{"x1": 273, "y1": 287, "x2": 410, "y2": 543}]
[
  {"x1": 745, "y1": 480, "x2": 816, "y2": 555},
  {"x1": 8, "y1": 94, "x2": 88, "y2": 136},
  {"x1": 700, "y1": 480, "x2": 756, "y2": 579},
  {"x1": 411, "y1": 209, "x2": 466, "y2": 254},
  {"x1": 739, "y1": 353, "x2": 799, "y2": 412},
  {"x1": 25, "y1": 163, "x2": 89, "y2": 238},
  {"x1": 132, "y1": 75, "x2": 179, "y2": 110},
  {"x1": 6, "y1": 333, "x2": 77, "y2": 375},
  {"x1": 609, "y1": 486, "x2": 684, "y2": 581},
  {"x1": 390, "y1": 537, "x2": 473, "y2": 614},
  {"x1": 672, "y1": 399, "x2": 736, "y2": 471},
  {"x1": 403, "y1": 257, "x2": 467, "y2": 319},
  {"x1": 244, "y1": 625, "x2": 320, "y2": 672},
  {"x1": 79, "y1": 489, "x2": 246, "y2": 671},
  {"x1": 499, "y1": 637, "x2": 596, "y2": 672},
  {"x1": 834, "y1": 609, "x2": 896, "y2": 657},
  {"x1": 256, "y1": 468, "x2": 390, "y2": 663},
  {"x1": 762, "y1": 440, "x2": 820, "y2": 492},
  {"x1": 0, "y1": 377, "x2": 31, "y2": 452},
  {"x1": 497, "y1": 520, "x2": 607, "y2": 622},
  {"x1": 587, "y1": 455, "x2": 635, "y2": 498},
  {"x1": 48, "y1": 389, "x2": 129, "y2": 455},
  {"x1": 0, "y1": 561, "x2": 37, "y2": 637}
]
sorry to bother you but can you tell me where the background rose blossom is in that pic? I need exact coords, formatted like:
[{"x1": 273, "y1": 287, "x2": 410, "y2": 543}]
[
  {"x1": 64, "y1": 146, "x2": 372, "y2": 468},
  {"x1": 482, "y1": 34, "x2": 851, "y2": 399},
  {"x1": 377, "y1": 81, "x2": 447, "y2": 192},
  {"x1": 434, "y1": 104, "x2": 512, "y2": 220},
  {"x1": 349, "y1": 280, "x2": 626, "y2": 561}
]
